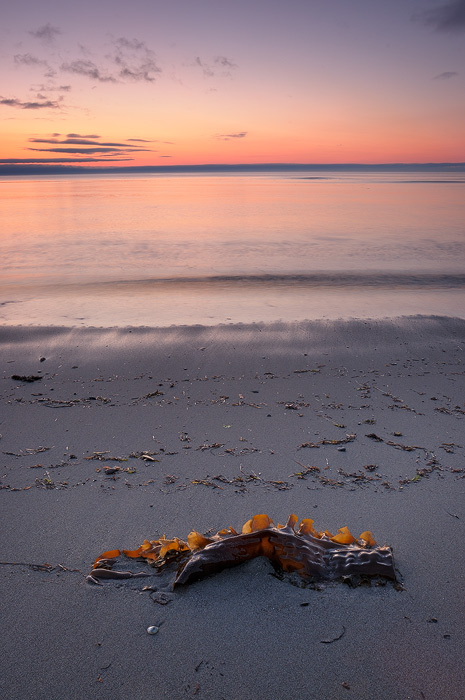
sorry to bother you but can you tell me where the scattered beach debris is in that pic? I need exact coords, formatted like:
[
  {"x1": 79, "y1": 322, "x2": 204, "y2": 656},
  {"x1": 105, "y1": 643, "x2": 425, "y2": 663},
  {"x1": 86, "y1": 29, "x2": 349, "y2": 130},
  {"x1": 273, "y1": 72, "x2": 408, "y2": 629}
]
[
  {"x1": 366, "y1": 432, "x2": 428, "y2": 453},
  {"x1": 290, "y1": 459, "x2": 382, "y2": 488},
  {"x1": 35, "y1": 471, "x2": 68, "y2": 489},
  {"x1": 320, "y1": 625, "x2": 346, "y2": 644},
  {"x1": 222, "y1": 444, "x2": 262, "y2": 456},
  {"x1": 87, "y1": 513, "x2": 396, "y2": 590},
  {"x1": 86, "y1": 567, "x2": 149, "y2": 585},
  {"x1": 11, "y1": 374, "x2": 42, "y2": 383},
  {"x1": 163, "y1": 474, "x2": 179, "y2": 485},
  {"x1": 279, "y1": 400, "x2": 310, "y2": 410},
  {"x1": 232, "y1": 395, "x2": 264, "y2": 408},
  {"x1": 366, "y1": 432, "x2": 384, "y2": 442},
  {"x1": 129, "y1": 451, "x2": 163, "y2": 461},
  {"x1": 85, "y1": 451, "x2": 128, "y2": 462},
  {"x1": 3, "y1": 446, "x2": 52, "y2": 457},
  {"x1": 196, "y1": 442, "x2": 224, "y2": 451},
  {"x1": 191, "y1": 478, "x2": 221, "y2": 488},
  {"x1": 440, "y1": 442, "x2": 462, "y2": 453},
  {"x1": 151, "y1": 592, "x2": 172, "y2": 605},
  {"x1": 100, "y1": 466, "x2": 137, "y2": 476},
  {"x1": 0, "y1": 560, "x2": 81, "y2": 574},
  {"x1": 299, "y1": 434, "x2": 356, "y2": 449},
  {"x1": 0, "y1": 560, "x2": 54, "y2": 572}
]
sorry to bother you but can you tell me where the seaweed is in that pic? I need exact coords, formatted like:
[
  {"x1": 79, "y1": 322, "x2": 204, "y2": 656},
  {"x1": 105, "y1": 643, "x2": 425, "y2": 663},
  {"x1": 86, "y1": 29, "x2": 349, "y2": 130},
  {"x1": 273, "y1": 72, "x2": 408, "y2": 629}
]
[
  {"x1": 11, "y1": 374, "x2": 42, "y2": 383},
  {"x1": 88, "y1": 513, "x2": 396, "y2": 588}
]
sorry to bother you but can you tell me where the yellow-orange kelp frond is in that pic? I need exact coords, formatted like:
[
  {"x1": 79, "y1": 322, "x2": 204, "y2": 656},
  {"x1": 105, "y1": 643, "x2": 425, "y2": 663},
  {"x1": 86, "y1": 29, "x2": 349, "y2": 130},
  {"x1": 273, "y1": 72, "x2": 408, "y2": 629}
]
[
  {"x1": 242, "y1": 513, "x2": 274, "y2": 533},
  {"x1": 359, "y1": 531, "x2": 377, "y2": 546},
  {"x1": 122, "y1": 536, "x2": 189, "y2": 561},
  {"x1": 92, "y1": 514, "x2": 378, "y2": 570},
  {"x1": 92, "y1": 549, "x2": 121, "y2": 569}
]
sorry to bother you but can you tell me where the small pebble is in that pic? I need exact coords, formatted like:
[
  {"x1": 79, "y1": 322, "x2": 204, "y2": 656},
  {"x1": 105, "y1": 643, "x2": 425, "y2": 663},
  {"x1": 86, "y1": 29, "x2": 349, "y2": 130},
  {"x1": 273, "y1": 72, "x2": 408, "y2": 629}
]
[
  {"x1": 146, "y1": 626, "x2": 159, "y2": 635},
  {"x1": 337, "y1": 446, "x2": 346, "y2": 452}
]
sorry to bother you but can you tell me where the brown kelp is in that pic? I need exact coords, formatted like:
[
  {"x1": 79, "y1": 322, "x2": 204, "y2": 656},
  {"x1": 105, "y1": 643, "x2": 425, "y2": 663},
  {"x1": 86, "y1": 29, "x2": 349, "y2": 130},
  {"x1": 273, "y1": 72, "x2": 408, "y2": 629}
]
[{"x1": 87, "y1": 514, "x2": 396, "y2": 587}]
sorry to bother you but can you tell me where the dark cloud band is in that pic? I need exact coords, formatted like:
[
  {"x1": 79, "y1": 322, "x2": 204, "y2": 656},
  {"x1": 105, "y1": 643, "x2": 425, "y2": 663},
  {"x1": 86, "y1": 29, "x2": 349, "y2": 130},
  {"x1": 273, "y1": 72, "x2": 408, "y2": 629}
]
[
  {"x1": 215, "y1": 132, "x2": 248, "y2": 140},
  {"x1": 0, "y1": 96, "x2": 59, "y2": 109},
  {"x1": 0, "y1": 157, "x2": 132, "y2": 164},
  {"x1": 418, "y1": 0, "x2": 465, "y2": 32}
]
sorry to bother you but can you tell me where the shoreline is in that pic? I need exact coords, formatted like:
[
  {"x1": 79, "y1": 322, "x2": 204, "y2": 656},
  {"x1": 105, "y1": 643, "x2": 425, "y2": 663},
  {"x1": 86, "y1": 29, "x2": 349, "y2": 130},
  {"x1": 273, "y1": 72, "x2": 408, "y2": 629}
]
[
  {"x1": 2, "y1": 288, "x2": 465, "y2": 328},
  {"x1": 1, "y1": 315, "x2": 464, "y2": 699}
]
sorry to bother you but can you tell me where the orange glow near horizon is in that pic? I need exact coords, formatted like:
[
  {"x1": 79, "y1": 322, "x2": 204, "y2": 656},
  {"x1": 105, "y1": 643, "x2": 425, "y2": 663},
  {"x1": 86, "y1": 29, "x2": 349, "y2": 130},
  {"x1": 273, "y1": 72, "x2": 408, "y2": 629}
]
[
  {"x1": 3, "y1": 95, "x2": 465, "y2": 168},
  {"x1": 3, "y1": 121, "x2": 464, "y2": 169}
]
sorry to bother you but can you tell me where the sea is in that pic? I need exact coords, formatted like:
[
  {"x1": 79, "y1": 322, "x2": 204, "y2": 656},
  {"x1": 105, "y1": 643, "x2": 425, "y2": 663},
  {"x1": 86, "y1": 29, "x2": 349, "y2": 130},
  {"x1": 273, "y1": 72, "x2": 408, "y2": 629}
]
[{"x1": 1, "y1": 169, "x2": 464, "y2": 327}]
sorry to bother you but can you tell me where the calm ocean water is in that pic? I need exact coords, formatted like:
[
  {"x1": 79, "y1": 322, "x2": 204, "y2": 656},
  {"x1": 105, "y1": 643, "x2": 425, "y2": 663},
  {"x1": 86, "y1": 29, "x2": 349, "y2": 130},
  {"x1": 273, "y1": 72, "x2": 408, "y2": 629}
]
[{"x1": 1, "y1": 170, "x2": 464, "y2": 326}]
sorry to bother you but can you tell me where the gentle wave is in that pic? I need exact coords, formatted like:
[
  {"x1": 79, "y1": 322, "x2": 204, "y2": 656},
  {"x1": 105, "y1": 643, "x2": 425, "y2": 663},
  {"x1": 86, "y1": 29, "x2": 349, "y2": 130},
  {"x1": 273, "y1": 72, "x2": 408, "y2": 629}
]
[{"x1": 89, "y1": 272, "x2": 465, "y2": 290}]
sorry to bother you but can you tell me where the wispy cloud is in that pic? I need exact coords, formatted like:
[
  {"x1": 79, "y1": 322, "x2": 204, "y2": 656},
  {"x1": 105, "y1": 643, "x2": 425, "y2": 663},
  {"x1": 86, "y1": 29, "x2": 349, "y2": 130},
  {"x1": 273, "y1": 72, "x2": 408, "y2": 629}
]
[
  {"x1": 193, "y1": 55, "x2": 238, "y2": 78},
  {"x1": 127, "y1": 137, "x2": 175, "y2": 144},
  {"x1": 61, "y1": 59, "x2": 117, "y2": 83},
  {"x1": 31, "y1": 83, "x2": 71, "y2": 93},
  {"x1": 14, "y1": 53, "x2": 48, "y2": 67},
  {"x1": 112, "y1": 37, "x2": 161, "y2": 82},
  {"x1": 0, "y1": 96, "x2": 61, "y2": 109},
  {"x1": 416, "y1": 0, "x2": 465, "y2": 32},
  {"x1": 194, "y1": 57, "x2": 214, "y2": 77},
  {"x1": 29, "y1": 24, "x2": 62, "y2": 43},
  {"x1": 214, "y1": 56, "x2": 238, "y2": 70},
  {"x1": 14, "y1": 53, "x2": 56, "y2": 79},
  {"x1": 215, "y1": 131, "x2": 248, "y2": 141},
  {"x1": 59, "y1": 38, "x2": 161, "y2": 84},
  {"x1": 433, "y1": 70, "x2": 459, "y2": 79}
]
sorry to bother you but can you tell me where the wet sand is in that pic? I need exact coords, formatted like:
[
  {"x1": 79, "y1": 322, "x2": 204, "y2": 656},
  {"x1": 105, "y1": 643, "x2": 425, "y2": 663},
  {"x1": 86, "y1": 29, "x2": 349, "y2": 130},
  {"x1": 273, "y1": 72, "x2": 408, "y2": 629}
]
[{"x1": 1, "y1": 316, "x2": 464, "y2": 699}]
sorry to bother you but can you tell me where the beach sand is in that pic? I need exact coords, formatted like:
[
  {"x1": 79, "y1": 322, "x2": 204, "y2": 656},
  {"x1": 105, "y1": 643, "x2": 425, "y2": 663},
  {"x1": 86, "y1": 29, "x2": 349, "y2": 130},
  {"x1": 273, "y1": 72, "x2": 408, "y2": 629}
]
[{"x1": 1, "y1": 316, "x2": 464, "y2": 700}]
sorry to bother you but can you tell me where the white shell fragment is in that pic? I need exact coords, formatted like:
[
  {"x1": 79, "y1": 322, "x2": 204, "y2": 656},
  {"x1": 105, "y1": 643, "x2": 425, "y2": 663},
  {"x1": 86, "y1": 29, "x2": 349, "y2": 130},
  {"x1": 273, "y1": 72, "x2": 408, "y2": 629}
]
[{"x1": 146, "y1": 625, "x2": 159, "y2": 635}]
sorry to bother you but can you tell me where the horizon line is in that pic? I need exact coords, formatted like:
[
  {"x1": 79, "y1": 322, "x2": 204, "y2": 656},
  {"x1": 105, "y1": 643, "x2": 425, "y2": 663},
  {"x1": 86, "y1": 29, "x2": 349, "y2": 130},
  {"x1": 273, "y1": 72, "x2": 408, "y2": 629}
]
[{"x1": 1, "y1": 161, "x2": 465, "y2": 176}]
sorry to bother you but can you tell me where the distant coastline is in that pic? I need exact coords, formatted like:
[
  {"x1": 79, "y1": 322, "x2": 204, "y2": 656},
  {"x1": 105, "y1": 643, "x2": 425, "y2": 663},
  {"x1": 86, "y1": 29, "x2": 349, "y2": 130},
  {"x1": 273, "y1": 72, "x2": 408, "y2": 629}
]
[{"x1": 1, "y1": 161, "x2": 465, "y2": 176}]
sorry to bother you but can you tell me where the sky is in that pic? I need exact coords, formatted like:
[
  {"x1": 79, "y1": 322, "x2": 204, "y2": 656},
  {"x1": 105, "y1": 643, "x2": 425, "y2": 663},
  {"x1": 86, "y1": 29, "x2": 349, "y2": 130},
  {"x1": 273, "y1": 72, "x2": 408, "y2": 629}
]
[{"x1": 1, "y1": 0, "x2": 465, "y2": 169}]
